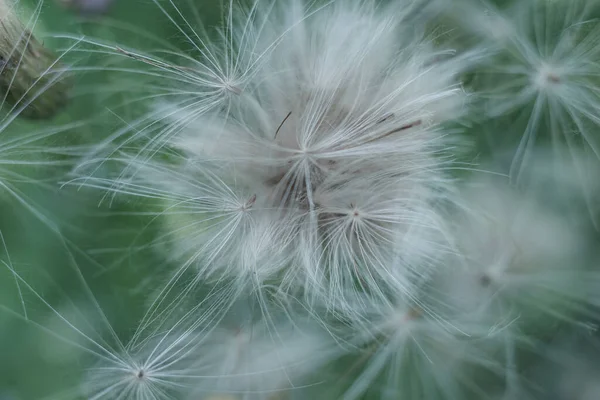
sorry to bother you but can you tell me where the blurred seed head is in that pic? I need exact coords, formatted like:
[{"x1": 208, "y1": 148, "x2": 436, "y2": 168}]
[{"x1": 0, "y1": 0, "x2": 71, "y2": 119}]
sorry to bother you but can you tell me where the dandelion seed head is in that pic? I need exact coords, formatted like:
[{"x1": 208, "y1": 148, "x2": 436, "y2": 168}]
[
  {"x1": 79, "y1": 0, "x2": 469, "y2": 312},
  {"x1": 440, "y1": 174, "x2": 593, "y2": 331},
  {"x1": 340, "y1": 290, "x2": 497, "y2": 400},
  {"x1": 82, "y1": 319, "x2": 217, "y2": 400},
  {"x1": 132, "y1": 0, "x2": 467, "y2": 309},
  {"x1": 533, "y1": 63, "x2": 564, "y2": 90},
  {"x1": 472, "y1": 0, "x2": 600, "y2": 183}
]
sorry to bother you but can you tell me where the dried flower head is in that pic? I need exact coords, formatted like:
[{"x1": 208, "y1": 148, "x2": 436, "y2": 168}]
[{"x1": 0, "y1": 0, "x2": 71, "y2": 119}]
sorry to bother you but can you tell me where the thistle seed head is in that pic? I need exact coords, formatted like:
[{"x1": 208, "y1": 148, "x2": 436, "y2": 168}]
[{"x1": 71, "y1": 0, "x2": 472, "y2": 317}]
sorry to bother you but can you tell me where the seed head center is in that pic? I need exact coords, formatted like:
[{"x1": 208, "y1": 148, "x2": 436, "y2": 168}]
[{"x1": 534, "y1": 64, "x2": 562, "y2": 89}]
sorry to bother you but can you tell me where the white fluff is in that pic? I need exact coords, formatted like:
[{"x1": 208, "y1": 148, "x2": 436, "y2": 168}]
[
  {"x1": 466, "y1": 0, "x2": 600, "y2": 184},
  {"x1": 440, "y1": 172, "x2": 595, "y2": 332},
  {"x1": 87, "y1": 0, "x2": 469, "y2": 315}
]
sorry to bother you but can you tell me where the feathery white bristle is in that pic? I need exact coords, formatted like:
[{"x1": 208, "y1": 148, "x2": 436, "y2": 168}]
[
  {"x1": 441, "y1": 172, "x2": 596, "y2": 331},
  {"x1": 81, "y1": 0, "x2": 469, "y2": 314},
  {"x1": 468, "y1": 0, "x2": 600, "y2": 184}
]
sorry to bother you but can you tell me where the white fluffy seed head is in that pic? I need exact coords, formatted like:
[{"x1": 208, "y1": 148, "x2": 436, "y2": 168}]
[
  {"x1": 338, "y1": 289, "x2": 506, "y2": 400},
  {"x1": 463, "y1": 0, "x2": 600, "y2": 184},
  {"x1": 440, "y1": 172, "x2": 594, "y2": 333},
  {"x1": 105, "y1": 0, "x2": 470, "y2": 312}
]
